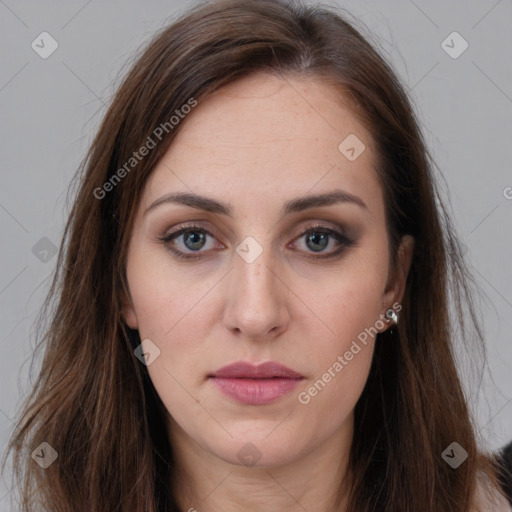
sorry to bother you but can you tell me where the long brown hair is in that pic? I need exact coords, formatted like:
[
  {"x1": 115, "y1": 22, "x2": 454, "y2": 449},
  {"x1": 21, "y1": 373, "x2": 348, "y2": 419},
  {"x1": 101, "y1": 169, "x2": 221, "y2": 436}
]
[{"x1": 2, "y1": 0, "x2": 505, "y2": 510}]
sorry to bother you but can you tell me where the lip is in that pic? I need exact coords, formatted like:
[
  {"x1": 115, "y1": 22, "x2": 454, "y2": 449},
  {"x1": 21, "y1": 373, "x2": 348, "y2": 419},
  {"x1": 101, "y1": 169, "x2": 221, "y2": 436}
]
[
  {"x1": 210, "y1": 361, "x2": 303, "y2": 379},
  {"x1": 208, "y1": 361, "x2": 304, "y2": 405}
]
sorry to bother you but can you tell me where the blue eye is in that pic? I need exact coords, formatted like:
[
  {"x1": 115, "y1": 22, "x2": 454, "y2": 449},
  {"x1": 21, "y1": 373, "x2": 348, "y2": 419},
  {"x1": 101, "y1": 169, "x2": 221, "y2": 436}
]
[
  {"x1": 295, "y1": 226, "x2": 354, "y2": 259},
  {"x1": 158, "y1": 224, "x2": 216, "y2": 260},
  {"x1": 159, "y1": 223, "x2": 355, "y2": 261}
]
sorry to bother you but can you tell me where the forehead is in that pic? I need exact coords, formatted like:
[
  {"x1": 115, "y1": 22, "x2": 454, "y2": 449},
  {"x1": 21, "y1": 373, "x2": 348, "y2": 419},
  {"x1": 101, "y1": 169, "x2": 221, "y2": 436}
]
[{"x1": 142, "y1": 71, "x2": 381, "y2": 216}]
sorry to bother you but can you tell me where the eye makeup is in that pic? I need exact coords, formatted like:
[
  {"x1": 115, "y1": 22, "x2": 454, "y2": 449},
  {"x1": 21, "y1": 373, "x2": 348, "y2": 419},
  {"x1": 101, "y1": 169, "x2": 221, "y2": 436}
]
[{"x1": 157, "y1": 221, "x2": 357, "y2": 261}]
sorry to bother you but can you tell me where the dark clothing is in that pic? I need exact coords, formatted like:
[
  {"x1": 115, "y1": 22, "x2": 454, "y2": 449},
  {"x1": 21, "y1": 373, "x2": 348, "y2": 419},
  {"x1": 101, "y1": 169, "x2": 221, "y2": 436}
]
[{"x1": 498, "y1": 440, "x2": 512, "y2": 506}]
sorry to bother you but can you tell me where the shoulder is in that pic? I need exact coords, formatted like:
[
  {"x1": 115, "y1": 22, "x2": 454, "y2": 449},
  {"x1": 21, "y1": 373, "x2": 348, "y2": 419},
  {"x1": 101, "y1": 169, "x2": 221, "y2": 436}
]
[{"x1": 473, "y1": 474, "x2": 512, "y2": 512}]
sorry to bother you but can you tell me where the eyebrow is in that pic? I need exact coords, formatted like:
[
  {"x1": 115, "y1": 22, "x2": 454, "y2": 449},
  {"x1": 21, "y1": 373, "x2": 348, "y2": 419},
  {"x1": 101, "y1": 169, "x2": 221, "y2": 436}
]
[{"x1": 144, "y1": 189, "x2": 368, "y2": 217}]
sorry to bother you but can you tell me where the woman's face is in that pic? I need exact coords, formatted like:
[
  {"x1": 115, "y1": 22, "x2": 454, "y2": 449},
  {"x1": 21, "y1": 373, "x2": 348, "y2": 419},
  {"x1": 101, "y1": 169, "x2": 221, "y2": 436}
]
[{"x1": 123, "y1": 71, "x2": 413, "y2": 468}]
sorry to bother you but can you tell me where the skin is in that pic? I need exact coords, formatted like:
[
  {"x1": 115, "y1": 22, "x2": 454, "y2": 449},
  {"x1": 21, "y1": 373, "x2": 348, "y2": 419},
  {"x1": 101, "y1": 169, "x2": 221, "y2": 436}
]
[{"x1": 123, "y1": 70, "x2": 414, "y2": 512}]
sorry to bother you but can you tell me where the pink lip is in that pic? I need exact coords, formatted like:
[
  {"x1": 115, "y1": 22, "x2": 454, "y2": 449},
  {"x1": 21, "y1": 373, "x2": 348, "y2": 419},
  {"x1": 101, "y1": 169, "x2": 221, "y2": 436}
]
[{"x1": 209, "y1": 361, "x2": 304, "y2": 405}]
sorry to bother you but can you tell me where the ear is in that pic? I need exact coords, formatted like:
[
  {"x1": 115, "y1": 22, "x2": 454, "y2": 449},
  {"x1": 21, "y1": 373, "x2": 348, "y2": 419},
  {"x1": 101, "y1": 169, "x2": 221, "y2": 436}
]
[
  {"x1": 121, "y1": 287, "x2": 139, "y2": 330},
  {"x1": 379, "y1": 235, "x2": 415, "y2": 330}
]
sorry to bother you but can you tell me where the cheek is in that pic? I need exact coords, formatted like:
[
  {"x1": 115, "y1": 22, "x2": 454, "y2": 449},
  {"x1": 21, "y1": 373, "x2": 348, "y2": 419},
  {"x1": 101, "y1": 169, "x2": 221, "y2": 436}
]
[
  {"x1": 299, "y1": 260, "x2": 387, "y2": 352},
  {"x1": 292, "y1": 258, "x2": 386, "y2": 410},
  {"x1": 126, "y1": 244, "x2": 217, "y2": 337},
  {"x1": 294, "y1": 284, "x2": 380, "y2": 434},
  {"x1": 295, "y1": 340, "x2": 373, "y2": 445},
  {"x1": 125, "y1": 249, "x2": 222, "y2": 391}
]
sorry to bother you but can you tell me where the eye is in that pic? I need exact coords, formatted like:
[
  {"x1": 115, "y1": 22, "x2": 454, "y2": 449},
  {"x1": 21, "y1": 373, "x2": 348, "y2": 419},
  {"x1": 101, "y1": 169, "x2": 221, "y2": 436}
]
[
  {"x1": 158, "y1": 223, "x2": 220, "y2": 260},
  {"x1": 289, "y1": 225, "x2": 355, "y2": 259}
]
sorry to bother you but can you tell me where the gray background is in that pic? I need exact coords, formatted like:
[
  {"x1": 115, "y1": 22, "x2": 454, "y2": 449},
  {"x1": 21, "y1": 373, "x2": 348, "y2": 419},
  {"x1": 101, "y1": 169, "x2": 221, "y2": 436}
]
[{"x1": 1, "y1": 0, "x2": 511, "y2": 506}]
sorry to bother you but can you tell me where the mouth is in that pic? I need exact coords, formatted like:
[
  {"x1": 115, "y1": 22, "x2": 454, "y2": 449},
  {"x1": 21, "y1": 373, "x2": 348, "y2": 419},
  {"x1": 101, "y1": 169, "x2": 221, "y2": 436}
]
[{"x1": 208, "y1": 361, "x2": 304, "y2": 405}]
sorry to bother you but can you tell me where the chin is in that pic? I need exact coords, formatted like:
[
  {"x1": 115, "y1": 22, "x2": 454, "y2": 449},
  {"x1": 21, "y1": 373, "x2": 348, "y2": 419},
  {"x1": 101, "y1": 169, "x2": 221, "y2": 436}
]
[{"x1": 210, "y1": 433, "x2": 305, "y2": 469}]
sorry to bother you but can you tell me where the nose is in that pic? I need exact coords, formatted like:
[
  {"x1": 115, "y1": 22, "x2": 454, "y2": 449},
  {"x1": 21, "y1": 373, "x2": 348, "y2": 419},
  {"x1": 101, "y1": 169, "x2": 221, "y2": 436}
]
[{"x1": 222, "y1": 246, "x2": 290, "y2": 341}]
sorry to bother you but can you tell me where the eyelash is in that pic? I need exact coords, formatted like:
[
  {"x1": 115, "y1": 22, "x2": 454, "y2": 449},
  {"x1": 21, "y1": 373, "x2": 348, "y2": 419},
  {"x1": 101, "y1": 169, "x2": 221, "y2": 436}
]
[{"x1": 158, "y1": 222, "x2": 355, "y2": 261}]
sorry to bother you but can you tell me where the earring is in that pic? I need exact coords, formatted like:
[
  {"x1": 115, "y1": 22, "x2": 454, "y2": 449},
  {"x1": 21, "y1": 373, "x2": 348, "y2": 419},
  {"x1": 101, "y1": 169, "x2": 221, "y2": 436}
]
[{"x1": 385, "y1": 308, "x2": 398, "y2": 325}]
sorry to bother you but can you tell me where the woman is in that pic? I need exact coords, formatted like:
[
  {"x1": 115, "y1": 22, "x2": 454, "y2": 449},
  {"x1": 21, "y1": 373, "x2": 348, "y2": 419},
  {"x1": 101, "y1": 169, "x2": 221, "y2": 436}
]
[{"x1": 3, "y1": 0, "x2": 510, "y2": 510}]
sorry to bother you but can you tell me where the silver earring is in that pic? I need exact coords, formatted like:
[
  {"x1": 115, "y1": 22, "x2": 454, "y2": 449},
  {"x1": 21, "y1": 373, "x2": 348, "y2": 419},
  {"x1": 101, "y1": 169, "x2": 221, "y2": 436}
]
[{"x1": 385, "y1": 308, "x2": 398, "y2": 325}]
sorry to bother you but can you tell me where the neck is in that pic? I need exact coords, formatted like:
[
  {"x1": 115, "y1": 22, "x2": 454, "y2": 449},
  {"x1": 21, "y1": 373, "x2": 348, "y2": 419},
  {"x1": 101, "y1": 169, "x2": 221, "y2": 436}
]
[{"x1": 168, "y1": 415, "x2": 353, "y2": 512}]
